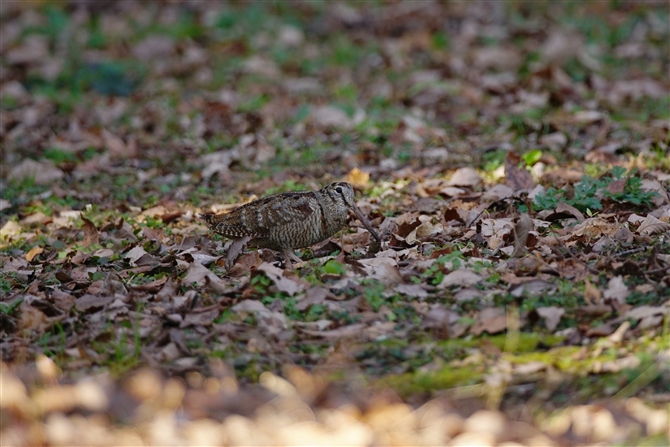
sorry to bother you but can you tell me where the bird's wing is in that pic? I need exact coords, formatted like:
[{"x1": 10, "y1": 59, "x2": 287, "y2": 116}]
[{"x1": 199, "y1": 191, "x2": 318, "y2": 238}]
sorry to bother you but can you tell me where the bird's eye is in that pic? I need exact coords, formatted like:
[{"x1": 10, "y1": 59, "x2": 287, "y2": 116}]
[{"x1": 336, "y1": 187, "x2": 343, "y2": 194}]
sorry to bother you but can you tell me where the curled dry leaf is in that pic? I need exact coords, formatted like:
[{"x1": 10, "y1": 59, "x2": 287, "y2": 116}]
[
  {"x1": 25, "y1": 246, "x2": 44, "y2": 262},
  {"x1": 512, "y1": 213, "x2": 533, "y2": 258},
  {"x1": 81, "y1": 217, "x2": 99, "y2": 246},
  {"x1": 123, "y1": 246, "x2": 151, "y2": 266},
  {"x1": 636, "y1": 215, "x2": 670, "y2": 235},
  {"x1": 555, "y1": 202, "x2": 586, "y2": 221},
  {"x1": 640, "y1": 179, "x2": 669, "y2": 205}
]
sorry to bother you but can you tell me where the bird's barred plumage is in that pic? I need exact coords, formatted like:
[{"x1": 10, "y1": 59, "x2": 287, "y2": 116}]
[{"x1": 198, "y1": 182, "x2": 380, "y2": 264}]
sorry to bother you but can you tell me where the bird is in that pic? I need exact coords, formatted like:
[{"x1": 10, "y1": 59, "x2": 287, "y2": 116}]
[{"x1": 198, "y1": 181, "x2": 381, "y2": 268}]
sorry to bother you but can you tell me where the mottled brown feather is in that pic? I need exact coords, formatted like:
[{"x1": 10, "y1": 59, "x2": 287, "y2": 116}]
[{"x1": 199, "y1": 182, "x2": 380, "y2": 259}]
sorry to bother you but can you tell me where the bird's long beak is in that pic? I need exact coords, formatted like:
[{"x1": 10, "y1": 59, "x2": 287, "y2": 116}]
[{"x1": 350, "y1": 204, "x2": 381, "y2": 244}]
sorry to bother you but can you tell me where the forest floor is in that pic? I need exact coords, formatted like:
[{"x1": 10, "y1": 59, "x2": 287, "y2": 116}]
[{"x1": 1, "y1": 2, "x2": 669, "y2": 446}]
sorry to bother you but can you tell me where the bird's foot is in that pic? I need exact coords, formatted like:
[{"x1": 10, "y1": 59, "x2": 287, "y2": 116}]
[{"x1": 280, "y1": 250, "x2": 303, "y2": 270}]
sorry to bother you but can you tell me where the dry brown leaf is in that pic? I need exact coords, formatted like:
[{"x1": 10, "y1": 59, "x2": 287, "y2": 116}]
[
  {"x1": 602, "y1": 276, "x2": 629, "y2": 304},
  {"x1": 636, "y1": 215, "x2": 670, "y2": 235},
  {"x1": 5, "y1": 35, "x2": 49, "y2": 64},
  {"x1": 584, "y1": 278, "x2": 601, "y2": 304},
  {"x1": 75, "y1": 294, "x2": 113, "y2": 312},
  {"x1": 357, "y1": 257, "x2": 402, "y2": 285},
  {"x1": 512, "y1": 213, "x2": 533, "y2": 257},
  {"x1": 180, "y1": 307, "x2": 220, "y2": 328},
  {"x1": 447, "y1": 167, "x2": 481, "y2": 187},
  {"x1": 300, "y1": 323, "x2": 367, "y2": 339},
  {"x1": 438, "y1": 269, "x2": 483, "y2": 289},
  {"x1": 255, "y1": 262, "x2": 305, "y2": 296},
  {"x1": 132, "y1": 35, "x2": 175, "y2": 60},
  {"x1": 345, "y1": 168, "x2": 370, "y2": 188},
  {"x1": 606, "y1": 178, "x2": 627, "y2": 195},
  {"x1": 312, "y1": 106, "x2": 352, "y2": 128},
  {"x1": 536, "y1": 306, "x2": 565, "y2": 331},
  {"x1": 25, "y1": 246, "x2": 44, "y2": 262},
  {"x1": 504, "y1": 151, "x2": 534, "y2": 191},
  {"x1": 182, "y1": 261, "x2": 225, "y2": 288},
  {"x1": 103, "y1": 130, "x2": 137, "y2": 158},
  {"x1": 395, "y1": 283, "x2": 429, "y2": 299},
  {"x1": 9, "y1": 159, "x2": 64, "y2": 185},
  {"x1": 640, "y1": 179, "x2": 669, "y2": 205},
  {"x1": 555, "y1": 202, "x2": 585, "y2": 221},
  {"x1": 481, "y1": 184, "x2": 514, "y2": 204},
  {"x1": 81, "y1": 217, "x2": 99, "y2": 246},
  {"x1": 471, "y1": 307, "x2": 507, "y2": 336}
]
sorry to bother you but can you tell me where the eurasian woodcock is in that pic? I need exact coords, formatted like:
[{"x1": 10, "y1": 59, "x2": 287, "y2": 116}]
[{"x1": 198, "y1": 181, "x2": 381, "y2": 267}]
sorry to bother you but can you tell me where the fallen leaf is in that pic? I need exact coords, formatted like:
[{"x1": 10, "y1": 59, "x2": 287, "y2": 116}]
[
  {"x1": 602, "y1": 276, "x2": 629, "y2": 304},
  {"x1": 299, "y1": 323, "x2": 367, "y2": 339},
  {"x1": 81, "y1": 217, "x2": 99, "y2": 246},
  {"x1": 447, "y1": 167, "x2": 481, "y2": 187},
  {"x1": 504, "y1": 151, "x2": 534, "y2": 191},
  {"x1": 9, "y1": 159, "x2": 63, "y2": 185},
  {"x1": 75, "y1": 294, "x2": 114, "y2": 312},
  {"x1": 395, "y1": 283, "x2": 429, "y2": 299},
  {"x1": 345, "y1": 168, "x2": 370, "y2": 188},
  {"x1": 102, "y1": 129, "x2": 137, "y2": 158},
  {"x1": 536, "y1": 306, "x2": 565, "y2": 331},
  {"x1": 132, "y1": 35, "x2": 175, "y2": 60},
  {"x1": 512, "y1": 213, "x2": 533, "y2": 257},
  {"x1": 606, "y1": 179, "x2": 627, "y2": 195},
  {"x1": 584, "y1": 278, "x2": 601, "y2": 304},
  {"x1": 124, "y1": 246, "x2": 150, "y2": 266},
  {"x1": 438, "y1": 270, "x2": 483, "y2": 289},
  {"x1": 312, "y1": 106, "x2": 351, "y2": 128},
  {"x1": 356, "y1": 257, "x2": 402, "y2": 285},
  {"x1": 636, "y1": 215, "x2": 670, "y2": 235},
  {"x1": 471, "y1": 307, "x2": 507, "y2": 335},
  {"x1": 180, "y1": 307, "x2": 220, "y2": 328},
  {"x1": 555, "y1": 202, "x2": 585, "y2": 221},
  {"x1": 255, "y1": 262, "x2": 305, "y2": 296},
  {"x1": 5, "y1": 35, "x2": 49, "y2": 65},
  {"x1": 25, "y1": 246, "x2": 44, "y2": 262},
  {"x1": 182, "y1": 261, "x2": 225, "y2": 288}
]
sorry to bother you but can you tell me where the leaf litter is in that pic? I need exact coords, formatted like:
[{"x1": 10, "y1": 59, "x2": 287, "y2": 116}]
[{"x1": 1, "y1": 2, "x2": 669, "y2": 446}]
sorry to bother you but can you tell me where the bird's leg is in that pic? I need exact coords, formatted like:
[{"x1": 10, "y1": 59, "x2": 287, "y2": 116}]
[
  {"x1": 225, "y1": 236, "x2": 251, "y2": 269},
  {"x1": 280, "y1": 250, "x2": 303, "y2": 269}
]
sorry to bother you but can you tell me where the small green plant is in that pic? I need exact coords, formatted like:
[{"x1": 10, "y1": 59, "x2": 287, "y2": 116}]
[
  {"x1": 0, "y1": 296, "x2": 22, "y2": 314},
  {"x1": 362, "y1": 279, "x2": 386, "y2": 312},
  {"x1": 482, "y1": 150, "x2": 507, "y2": 173},
  {"x1": 521, "y1": 149, "x2": 543, "y2": 166},
  {"x1": 534, "y1": 167, "x2": 656, "y2": 213},
  {"x1": 421, "y1": 251, "x2": 465, "y2": 286},
  {"x1": 323, "y1": 260, "x2": 346, "y2": 276}
]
